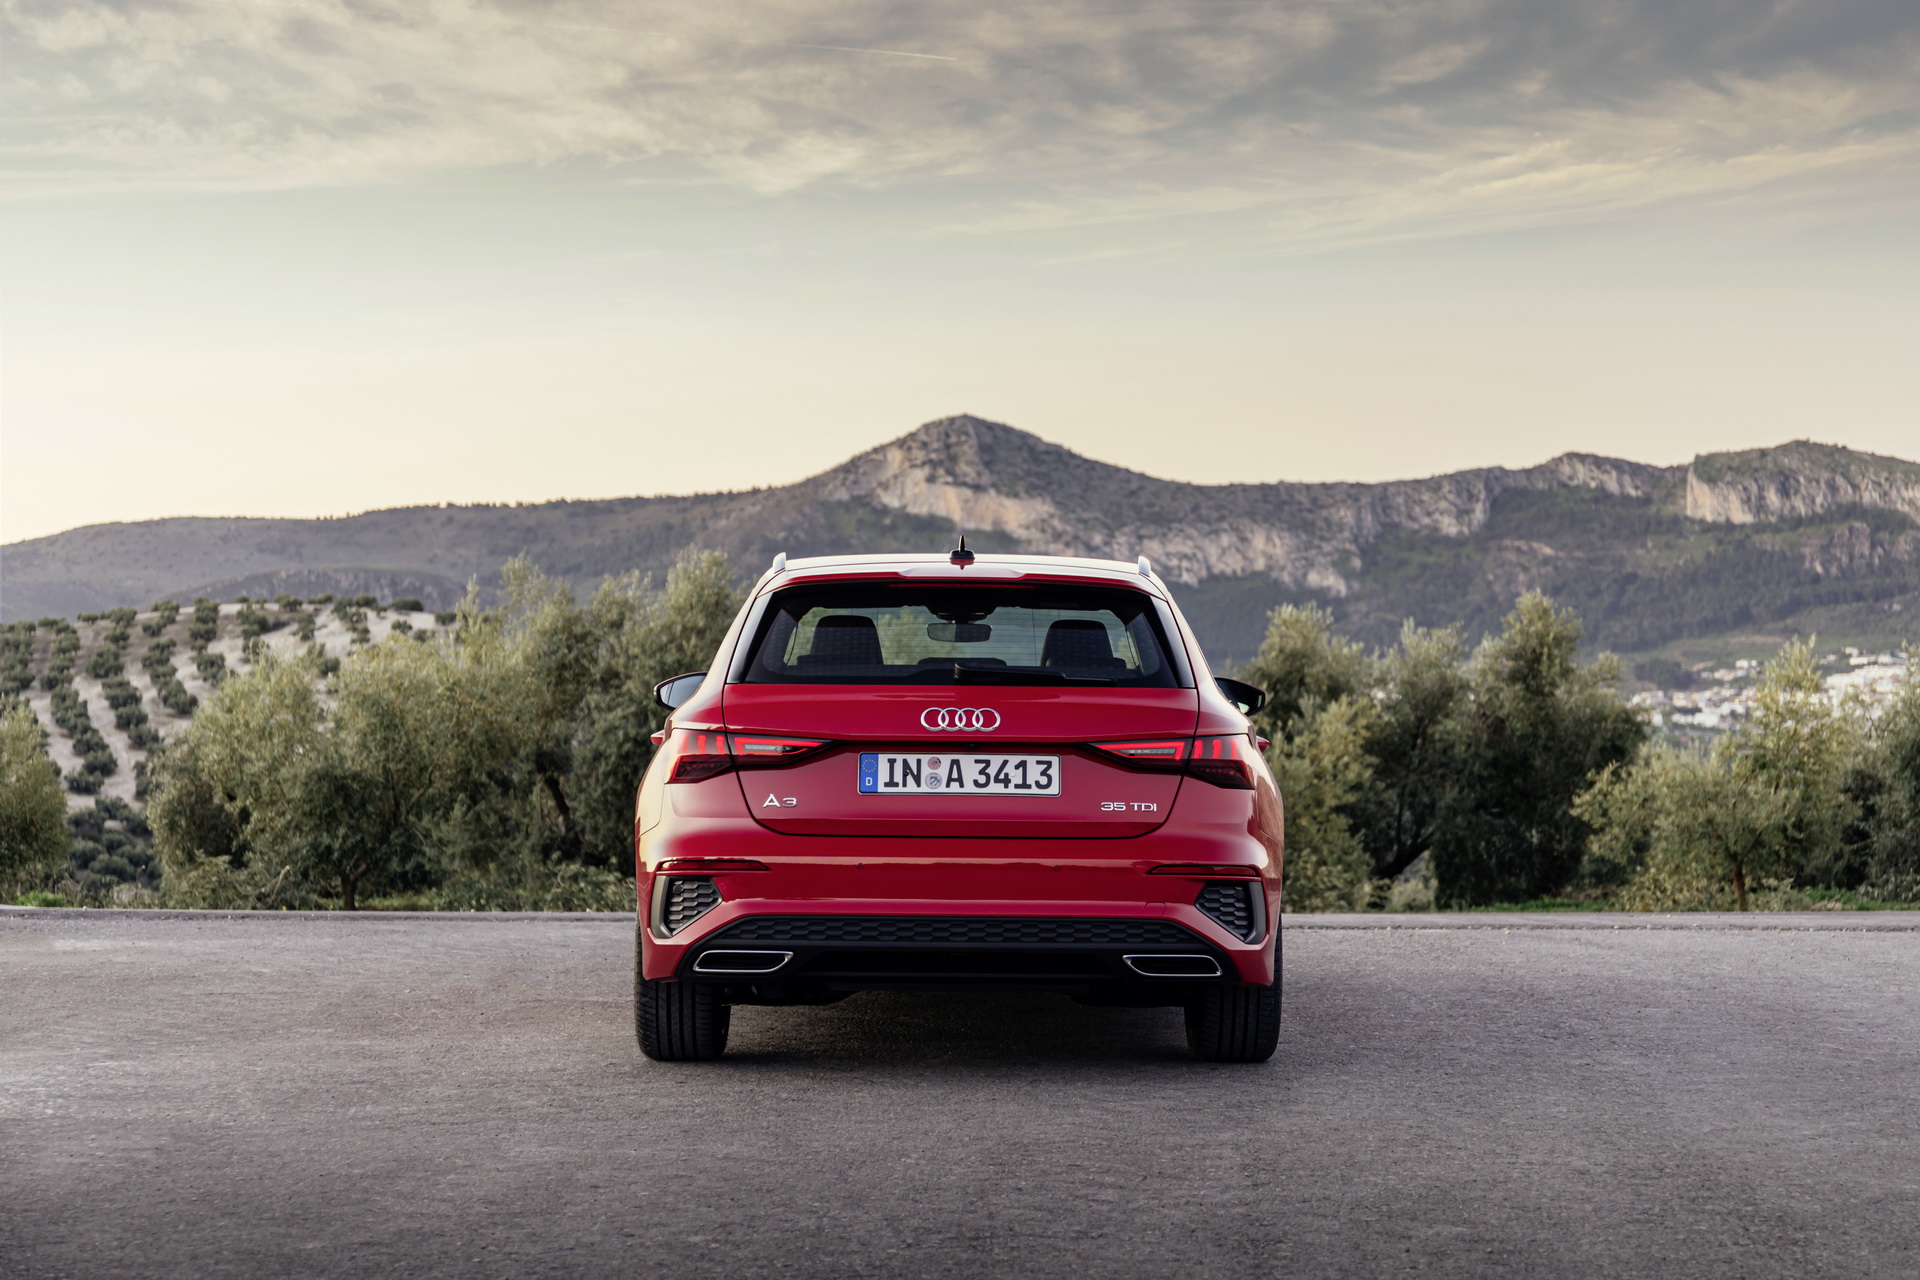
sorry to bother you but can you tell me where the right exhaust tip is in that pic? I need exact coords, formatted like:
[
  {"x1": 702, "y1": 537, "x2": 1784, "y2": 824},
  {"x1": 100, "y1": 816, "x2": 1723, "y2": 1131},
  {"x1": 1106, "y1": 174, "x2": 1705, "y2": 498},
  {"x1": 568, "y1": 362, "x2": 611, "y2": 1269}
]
[{"x1": 692, "y1": 950, "x2": 794, "y2": 975}]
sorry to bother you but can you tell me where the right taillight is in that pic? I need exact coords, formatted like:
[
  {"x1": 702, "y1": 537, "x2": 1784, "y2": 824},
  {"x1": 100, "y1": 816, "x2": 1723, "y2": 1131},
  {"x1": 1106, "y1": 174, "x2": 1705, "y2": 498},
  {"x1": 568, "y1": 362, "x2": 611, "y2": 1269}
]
[
  {"x1": 1184, "y1": 735, "x2": 1257, "y2": 790},
  {"x1": 1088, "y1": 734, "x2": 1257, "y2": 790}
]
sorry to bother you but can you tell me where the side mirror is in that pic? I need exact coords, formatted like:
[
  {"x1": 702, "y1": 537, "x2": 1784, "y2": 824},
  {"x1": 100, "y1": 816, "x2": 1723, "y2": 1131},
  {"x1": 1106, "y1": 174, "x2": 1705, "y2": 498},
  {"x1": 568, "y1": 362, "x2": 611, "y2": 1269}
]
[
  {"x1": 653, "y1": 671, "x2": 707, "y2": 710},
  {"x1": 1215, "y1": 677, "x2": 1266, "y2": 716}
]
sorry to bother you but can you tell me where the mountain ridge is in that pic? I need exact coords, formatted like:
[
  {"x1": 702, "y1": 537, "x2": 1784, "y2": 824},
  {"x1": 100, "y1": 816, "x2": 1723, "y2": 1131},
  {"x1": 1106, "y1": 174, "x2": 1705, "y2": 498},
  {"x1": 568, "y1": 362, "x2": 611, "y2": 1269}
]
[{"x1": 6, "y1": 416, "x2": 1918, "y2": 659}]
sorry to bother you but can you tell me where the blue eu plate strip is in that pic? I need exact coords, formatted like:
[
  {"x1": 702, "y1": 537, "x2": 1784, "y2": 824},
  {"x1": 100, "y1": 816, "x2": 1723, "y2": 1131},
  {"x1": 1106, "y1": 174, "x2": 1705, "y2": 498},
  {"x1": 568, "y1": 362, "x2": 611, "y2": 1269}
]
[{"x1": 858, "y1": 753, "x2": 880, "y2": 794}]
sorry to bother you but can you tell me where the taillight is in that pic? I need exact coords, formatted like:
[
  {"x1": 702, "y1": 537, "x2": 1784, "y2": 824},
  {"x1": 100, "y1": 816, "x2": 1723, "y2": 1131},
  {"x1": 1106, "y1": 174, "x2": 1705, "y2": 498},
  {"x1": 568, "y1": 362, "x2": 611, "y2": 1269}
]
[
  {"x1": 665, "y1": 730, "x2": 830, "y2": 783},
  {"x1": 1088, "y1": 735, "x2": 1258, "y2": 790},
  {"x1": 669, "y1": 730, "x2": 734, "y2": 783},
  {"x1": 1093, "y1": 740, "x2": 1190, "y2": 764},
  {"x1": 1185, "y1": 735, "x2": 1257, "y2": 790},
  {"x1": 731, "y1": 736, "x2": 828, "y2": 763}
]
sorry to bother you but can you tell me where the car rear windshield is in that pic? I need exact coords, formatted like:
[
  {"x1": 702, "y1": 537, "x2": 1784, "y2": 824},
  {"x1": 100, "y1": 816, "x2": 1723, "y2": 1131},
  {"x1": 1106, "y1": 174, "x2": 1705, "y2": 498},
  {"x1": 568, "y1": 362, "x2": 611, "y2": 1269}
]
[{"x1": 741, "y1": 583, "x2": 1183, "y2": 687}]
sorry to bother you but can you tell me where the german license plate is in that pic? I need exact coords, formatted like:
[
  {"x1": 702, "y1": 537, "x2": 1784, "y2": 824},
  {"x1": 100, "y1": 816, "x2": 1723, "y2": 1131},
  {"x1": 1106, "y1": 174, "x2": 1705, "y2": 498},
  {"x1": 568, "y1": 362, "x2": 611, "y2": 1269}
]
[{"x1": 858, "y1": 753, "x2": 1060, "y2": 796}]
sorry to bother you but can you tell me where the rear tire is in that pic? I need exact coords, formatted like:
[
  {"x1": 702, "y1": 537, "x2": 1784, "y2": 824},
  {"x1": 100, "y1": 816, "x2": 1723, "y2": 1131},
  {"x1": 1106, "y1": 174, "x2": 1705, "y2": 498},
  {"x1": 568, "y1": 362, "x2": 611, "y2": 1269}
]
[
  {"x1": 1185, "y1": 980, "x2": 1281, "y2": 1063},
  {"x1": 635, "y1": 939, "x2": 730, "y2": 1061}
]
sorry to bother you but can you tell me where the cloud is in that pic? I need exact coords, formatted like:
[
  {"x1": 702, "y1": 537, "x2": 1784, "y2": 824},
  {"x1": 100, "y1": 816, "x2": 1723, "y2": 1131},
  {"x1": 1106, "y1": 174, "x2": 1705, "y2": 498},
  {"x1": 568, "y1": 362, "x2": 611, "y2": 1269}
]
[{"x1": 3, "y1": 0, "x2": 1917, "y2": 246}]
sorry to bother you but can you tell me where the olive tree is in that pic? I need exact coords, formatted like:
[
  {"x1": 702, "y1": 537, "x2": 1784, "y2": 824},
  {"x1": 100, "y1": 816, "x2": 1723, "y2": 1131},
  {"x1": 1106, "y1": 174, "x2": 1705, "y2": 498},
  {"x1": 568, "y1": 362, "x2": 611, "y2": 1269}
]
[
  {"x1": 1, "y1": 702, "x2": 69, "y2": 897},
  {"x1": 152, "y1": 640, "x2": 529, "y2": 909},
  {"x1": 1431, "y1": 593, "x2": 1646, "y2": 905},
  {"x1": 481, "y1": 551, "x2": 744, "y2": 871},
  {"x1": 1352, "y1": 622, "x2": 1468, "y2": 881},
  {"x1": 1577, "y1": 639, "x2": 1862, "y2": 910}
]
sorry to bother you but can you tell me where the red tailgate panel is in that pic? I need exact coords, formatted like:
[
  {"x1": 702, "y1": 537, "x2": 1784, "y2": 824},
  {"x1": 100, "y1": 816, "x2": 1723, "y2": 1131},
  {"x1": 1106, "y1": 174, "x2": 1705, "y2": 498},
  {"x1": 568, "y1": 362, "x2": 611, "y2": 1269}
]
[{"x1": 722, "y1": 685, "x2": 1197, "y2": 838}]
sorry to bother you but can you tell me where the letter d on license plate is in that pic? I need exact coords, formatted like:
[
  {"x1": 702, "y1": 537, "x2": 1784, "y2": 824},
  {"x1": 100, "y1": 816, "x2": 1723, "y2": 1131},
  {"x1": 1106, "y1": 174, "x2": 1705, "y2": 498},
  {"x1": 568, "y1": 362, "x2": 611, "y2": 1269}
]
[{"x1": 858, "y1": 753, "x2": 1060, "y2": 796}]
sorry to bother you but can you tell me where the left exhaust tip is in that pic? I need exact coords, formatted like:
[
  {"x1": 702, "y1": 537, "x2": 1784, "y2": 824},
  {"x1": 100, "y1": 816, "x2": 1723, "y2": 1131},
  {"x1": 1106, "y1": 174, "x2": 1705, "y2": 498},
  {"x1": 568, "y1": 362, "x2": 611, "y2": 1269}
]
[{"x1": 692, "y1": 950, "x2": 794, "y2": 975}]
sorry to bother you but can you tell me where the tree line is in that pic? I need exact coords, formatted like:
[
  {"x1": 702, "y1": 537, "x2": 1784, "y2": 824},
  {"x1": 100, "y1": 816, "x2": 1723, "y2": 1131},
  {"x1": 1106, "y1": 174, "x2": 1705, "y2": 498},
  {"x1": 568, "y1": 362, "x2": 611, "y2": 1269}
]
[
  {"x1": 1252, "y1": 594, "x2": 1920, "y2": 911},
  {"x1": 1, "y1": 552, "x2": 739, "y2": 910},
  {"x1": 4, "y1": 563, "x2": 1915, "y2": 912}
]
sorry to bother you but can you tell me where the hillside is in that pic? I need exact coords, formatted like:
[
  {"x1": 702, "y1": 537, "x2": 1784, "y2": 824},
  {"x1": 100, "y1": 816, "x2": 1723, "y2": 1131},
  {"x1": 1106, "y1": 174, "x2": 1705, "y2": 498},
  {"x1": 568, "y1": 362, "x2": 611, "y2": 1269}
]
[{"x1": 6, "y1": 417, "x2": 1918, "y2": 660}]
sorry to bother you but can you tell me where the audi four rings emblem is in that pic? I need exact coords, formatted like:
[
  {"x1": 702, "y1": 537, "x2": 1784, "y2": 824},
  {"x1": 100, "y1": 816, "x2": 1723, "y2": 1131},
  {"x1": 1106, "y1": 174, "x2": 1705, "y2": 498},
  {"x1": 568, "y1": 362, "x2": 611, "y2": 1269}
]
[{"x1": 921, "y1": 707, "x2": 1001, "y2": 732}]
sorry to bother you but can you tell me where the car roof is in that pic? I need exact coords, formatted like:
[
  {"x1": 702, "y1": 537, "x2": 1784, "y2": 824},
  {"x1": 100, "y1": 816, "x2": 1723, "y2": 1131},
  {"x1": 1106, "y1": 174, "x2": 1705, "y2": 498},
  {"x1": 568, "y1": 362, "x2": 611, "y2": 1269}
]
[{"x1": 755, "y1": 552, "x2": 1173, "y2": 600}]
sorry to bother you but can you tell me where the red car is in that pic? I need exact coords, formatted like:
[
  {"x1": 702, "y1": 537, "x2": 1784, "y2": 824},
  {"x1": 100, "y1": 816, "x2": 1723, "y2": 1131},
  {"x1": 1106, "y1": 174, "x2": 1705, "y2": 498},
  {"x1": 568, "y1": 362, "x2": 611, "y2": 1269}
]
[{"x1": 633, "y1": 547, "x2": 1284, "y2": 1062}]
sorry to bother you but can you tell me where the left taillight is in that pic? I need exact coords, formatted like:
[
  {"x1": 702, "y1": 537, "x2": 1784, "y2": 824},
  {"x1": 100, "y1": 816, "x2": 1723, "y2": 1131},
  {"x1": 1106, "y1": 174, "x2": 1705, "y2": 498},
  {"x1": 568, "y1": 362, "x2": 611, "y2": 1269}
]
[
  {"x1": 1087, "y1": 734, "x2": 1260, "y2": 790},
  {"x1": 665, "y1": 729, "x2": 830, "y2": 783}
]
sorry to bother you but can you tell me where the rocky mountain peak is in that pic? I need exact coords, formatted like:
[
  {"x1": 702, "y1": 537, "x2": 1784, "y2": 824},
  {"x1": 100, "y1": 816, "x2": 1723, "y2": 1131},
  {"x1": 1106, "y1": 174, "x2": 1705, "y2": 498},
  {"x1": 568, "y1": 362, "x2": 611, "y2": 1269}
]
[{"x1": 1685, "y1": 441, "x2": 1920, "y2": 525}]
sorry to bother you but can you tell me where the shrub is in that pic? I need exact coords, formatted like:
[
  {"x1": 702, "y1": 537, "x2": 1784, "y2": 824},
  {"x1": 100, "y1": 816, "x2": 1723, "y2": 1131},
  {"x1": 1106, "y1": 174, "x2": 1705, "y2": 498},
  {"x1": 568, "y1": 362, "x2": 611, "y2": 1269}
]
[
  {"x1": 86, "y1": 645, "x2": 124, "y2": 679},
  {"x1": 296, "y1": 614, "x2": 317, "y2": 641},
  {"x1": 66, "y1": 770, "x2": 101, "y2": 794},
  {"x1": 390, "y1": 598, "x2": 424, "y2": 613},
  {"x1": 434, "y1": 611, "x2": 458, "y2": 627},
  {"x1": 78, "y1": 613, "x2": 101, "y2": 624},
  {"x1": 195, "y1": 652, "x2": 228, "y2": 684},
  {"x1": 188, "y1": 622, "x2": 216, "y2": 645}
]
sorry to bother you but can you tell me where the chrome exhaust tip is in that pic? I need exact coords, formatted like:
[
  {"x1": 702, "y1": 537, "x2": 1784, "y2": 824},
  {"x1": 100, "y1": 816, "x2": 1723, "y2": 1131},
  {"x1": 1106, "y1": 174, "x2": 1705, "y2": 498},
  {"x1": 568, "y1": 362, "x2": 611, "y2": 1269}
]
[
  {"x1": 692, "y1": 950, "x2": 794, "y2": 975},
  {"x1": 1122, "y1": 953, "x2": 1223, "y2": 978}
]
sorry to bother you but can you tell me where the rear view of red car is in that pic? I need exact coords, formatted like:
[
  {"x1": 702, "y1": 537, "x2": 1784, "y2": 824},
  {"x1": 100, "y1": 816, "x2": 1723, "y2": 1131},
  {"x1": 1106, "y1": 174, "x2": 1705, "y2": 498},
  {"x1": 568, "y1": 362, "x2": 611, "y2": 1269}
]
[{"x1": 633, "y1": 549, "x2": 1284, "y2": 1062}]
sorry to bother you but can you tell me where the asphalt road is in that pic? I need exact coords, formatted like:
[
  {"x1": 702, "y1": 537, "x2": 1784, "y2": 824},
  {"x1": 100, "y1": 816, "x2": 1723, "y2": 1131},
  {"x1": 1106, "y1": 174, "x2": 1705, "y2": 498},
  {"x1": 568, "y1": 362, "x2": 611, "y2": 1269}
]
[{"x1": 4, "y1": 910, "x2": 1918, "y2": 1280}]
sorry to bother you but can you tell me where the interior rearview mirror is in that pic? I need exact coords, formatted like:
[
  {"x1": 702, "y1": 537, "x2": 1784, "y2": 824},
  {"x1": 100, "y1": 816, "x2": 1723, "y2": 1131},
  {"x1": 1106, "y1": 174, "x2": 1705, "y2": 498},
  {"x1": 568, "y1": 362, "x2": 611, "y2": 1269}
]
[
  {"x1": 653, "y1": 671, "x2": 707, "y2": 710},
  {"x1": 1214, "y1": 676, "x2": 1266, "y2": 716}
]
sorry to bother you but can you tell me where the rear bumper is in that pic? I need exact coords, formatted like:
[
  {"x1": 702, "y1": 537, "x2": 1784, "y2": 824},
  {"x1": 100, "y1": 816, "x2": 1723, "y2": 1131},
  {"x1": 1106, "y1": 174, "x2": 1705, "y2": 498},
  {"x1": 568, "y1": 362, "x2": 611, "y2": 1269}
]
[
  {"x1": 636, "y1": 830, "x2": 1281, "y2": 989},
  {"x1": 667, "y1": 913, "x2": 1243, "y2": 1000},
  {"x1": 641, "y1": 895, "x2": 1275, "y2": 988}
]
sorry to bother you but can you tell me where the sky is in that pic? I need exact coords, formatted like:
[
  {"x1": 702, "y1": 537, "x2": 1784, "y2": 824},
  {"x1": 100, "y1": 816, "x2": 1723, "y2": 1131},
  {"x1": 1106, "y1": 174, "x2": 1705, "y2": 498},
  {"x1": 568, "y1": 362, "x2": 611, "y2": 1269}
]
[{"x1": 3, "y1": 0, "x2": 1918, "y2": 543}]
